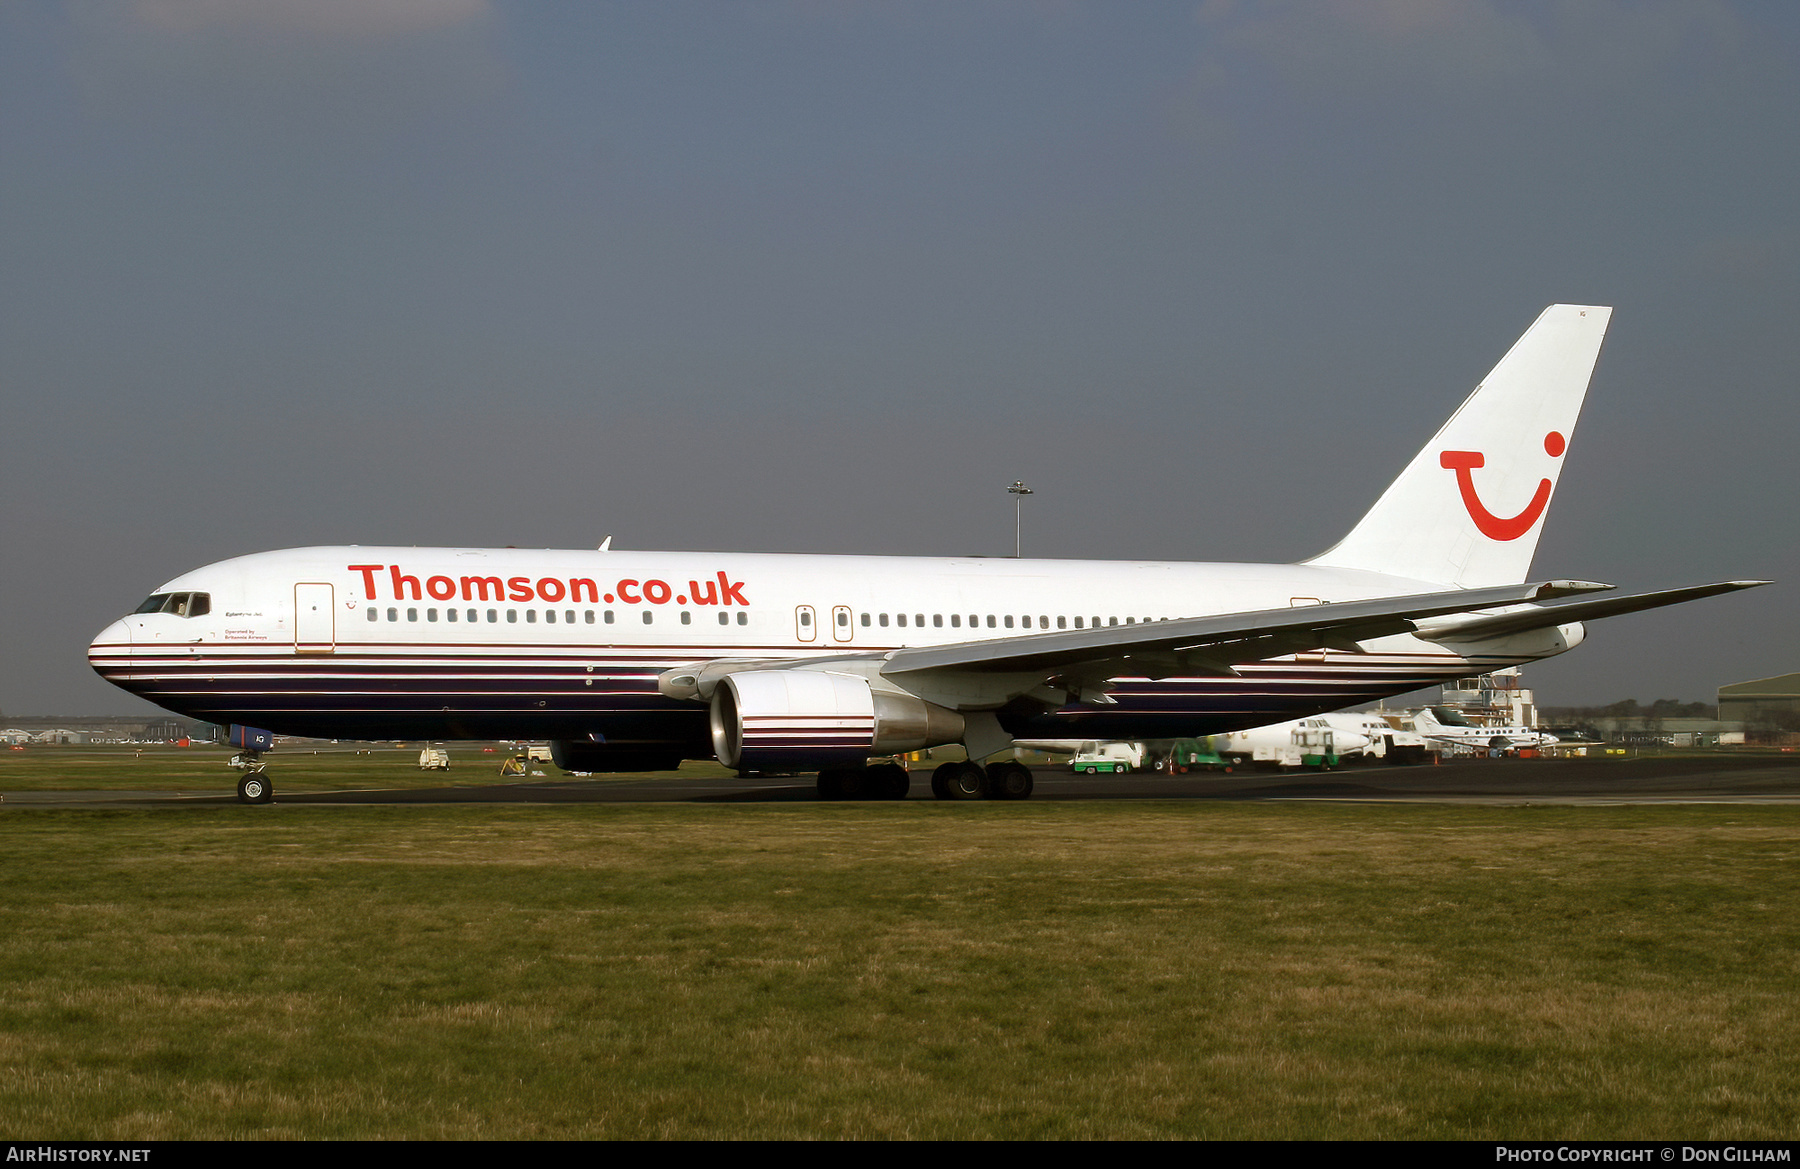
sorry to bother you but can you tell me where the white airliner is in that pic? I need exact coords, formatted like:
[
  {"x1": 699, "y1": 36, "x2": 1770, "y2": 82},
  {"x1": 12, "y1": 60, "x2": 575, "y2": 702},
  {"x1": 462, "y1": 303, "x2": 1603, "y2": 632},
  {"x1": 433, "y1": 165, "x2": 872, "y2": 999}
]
[{"x1": 89, "y1": 305, "x2": 1765, "y2": 802}]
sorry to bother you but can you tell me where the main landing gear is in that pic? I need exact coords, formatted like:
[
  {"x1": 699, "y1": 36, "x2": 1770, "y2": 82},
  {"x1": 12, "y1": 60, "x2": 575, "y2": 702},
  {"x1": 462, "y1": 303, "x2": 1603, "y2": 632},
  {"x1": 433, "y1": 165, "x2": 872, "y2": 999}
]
[
  {"x1": 928, "y1": 760, "x2": 1034, "y2": 801},
  {"x1": 813, "y1": 760, "x2": 1038, "y2": 801},
  {"x1": 816, "y1": 762, "x2": 910, "y2": 800},
  {"x1": 230, "y1": 752, "x2": 274, "y2": 804}
]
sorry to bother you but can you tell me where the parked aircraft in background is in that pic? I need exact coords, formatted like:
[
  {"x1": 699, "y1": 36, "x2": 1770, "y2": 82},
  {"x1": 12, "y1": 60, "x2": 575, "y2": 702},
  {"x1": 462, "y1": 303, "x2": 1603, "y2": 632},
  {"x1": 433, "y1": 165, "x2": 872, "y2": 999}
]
[
  {"x1": 1406, "y1": 706, "x2": 1559, "y2": 754},
  {"x1": 89, "y1": 305, "x2": 1765, "y2": 802},
  {"x1": 1214, "y1": 712, "x2": 1391, "y2": 769}
]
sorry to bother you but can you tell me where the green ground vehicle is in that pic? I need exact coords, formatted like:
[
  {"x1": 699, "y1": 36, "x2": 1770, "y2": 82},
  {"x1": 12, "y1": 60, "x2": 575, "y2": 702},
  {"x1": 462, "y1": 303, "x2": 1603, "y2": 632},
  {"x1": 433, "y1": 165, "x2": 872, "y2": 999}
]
[
  {"x1": 1160, "y1": 737, "x2": 1234, "y2": 773},
  {"x1": 1069, "y1": 742, "x2": 1140, "y2": 774}
]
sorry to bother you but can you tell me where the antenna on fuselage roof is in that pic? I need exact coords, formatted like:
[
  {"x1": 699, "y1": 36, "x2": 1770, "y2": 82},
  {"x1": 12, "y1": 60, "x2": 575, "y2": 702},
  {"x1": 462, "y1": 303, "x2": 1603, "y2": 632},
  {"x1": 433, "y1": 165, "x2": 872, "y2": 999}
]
[{"x1": 598, "y1": 535, "x2": 613, "y2": 551}]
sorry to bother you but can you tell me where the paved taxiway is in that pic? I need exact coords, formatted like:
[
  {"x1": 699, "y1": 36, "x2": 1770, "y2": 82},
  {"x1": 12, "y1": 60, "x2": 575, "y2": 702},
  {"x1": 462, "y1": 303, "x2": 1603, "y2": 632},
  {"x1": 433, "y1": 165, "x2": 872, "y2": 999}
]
[{"x1": 7, "y1": 754, "x2": 1800, "y2": 808}]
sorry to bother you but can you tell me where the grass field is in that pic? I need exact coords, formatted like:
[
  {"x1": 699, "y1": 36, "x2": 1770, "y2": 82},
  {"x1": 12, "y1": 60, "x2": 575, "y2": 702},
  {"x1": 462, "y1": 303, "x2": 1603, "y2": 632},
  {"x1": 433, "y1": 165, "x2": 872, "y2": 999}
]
[
  {"x1": 3, "y1": 791, "x2": 1797, "y2": 1139},
  {"x1": 0, "y1": 743, "x2": 741, "y2": 793}
]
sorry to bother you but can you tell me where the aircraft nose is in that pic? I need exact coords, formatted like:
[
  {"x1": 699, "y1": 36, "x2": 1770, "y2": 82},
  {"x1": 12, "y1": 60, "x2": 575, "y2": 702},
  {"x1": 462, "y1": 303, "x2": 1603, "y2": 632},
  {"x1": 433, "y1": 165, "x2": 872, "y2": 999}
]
[{"x1": 89, "y1": 618, "x2": 132, "y2": 677}]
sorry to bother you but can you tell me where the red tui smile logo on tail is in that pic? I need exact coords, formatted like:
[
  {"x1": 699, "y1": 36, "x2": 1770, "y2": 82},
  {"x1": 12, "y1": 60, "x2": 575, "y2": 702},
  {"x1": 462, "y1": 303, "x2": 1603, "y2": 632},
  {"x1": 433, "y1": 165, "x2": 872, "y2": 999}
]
[{"x1": 1440, "y1": 431, "x2": 1565, "y2": 541}]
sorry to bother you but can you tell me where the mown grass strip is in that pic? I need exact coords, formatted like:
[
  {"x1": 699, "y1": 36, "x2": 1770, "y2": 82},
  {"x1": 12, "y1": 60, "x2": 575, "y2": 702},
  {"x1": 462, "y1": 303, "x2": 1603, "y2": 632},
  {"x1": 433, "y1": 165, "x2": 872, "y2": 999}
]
[
  {"x1": 0, "y1": 744, "x2": 742, "y2": 793},
  {"x1": 2, "y1": 802, "x2": 1796, "y2": 1139}
]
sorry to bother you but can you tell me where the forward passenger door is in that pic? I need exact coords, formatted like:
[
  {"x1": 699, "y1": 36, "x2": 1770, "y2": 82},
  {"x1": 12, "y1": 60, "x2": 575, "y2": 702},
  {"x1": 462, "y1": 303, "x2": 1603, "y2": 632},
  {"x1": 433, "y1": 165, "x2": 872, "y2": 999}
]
[{"x1": 295, "y1": 583, "x2": 335, "y2": 654}]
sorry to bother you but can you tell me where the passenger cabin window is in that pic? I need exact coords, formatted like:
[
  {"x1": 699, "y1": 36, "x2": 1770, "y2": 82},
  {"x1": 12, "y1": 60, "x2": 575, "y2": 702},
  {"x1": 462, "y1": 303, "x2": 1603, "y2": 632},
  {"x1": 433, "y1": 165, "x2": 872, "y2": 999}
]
[{"x1": 736, "y1": 612, "x2": 747, "y2": 626}]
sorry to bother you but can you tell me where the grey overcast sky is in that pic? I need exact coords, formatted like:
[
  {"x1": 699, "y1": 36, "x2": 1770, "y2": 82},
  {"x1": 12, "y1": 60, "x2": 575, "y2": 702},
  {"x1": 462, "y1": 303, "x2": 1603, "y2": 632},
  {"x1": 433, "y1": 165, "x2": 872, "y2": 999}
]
[{"x1": 2, "y1": 0, "x2": 1795, "y2": 717}]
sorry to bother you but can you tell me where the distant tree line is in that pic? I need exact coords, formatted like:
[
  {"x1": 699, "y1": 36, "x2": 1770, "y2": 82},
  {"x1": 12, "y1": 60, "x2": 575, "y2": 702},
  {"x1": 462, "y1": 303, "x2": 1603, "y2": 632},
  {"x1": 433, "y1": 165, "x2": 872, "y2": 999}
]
[
  {"x1": 1539, "y1": 699, "x2": 1716, "y2": 722},
  {"x1": 1539, "y1": 698, "x2": 1800, "y2": 744}
]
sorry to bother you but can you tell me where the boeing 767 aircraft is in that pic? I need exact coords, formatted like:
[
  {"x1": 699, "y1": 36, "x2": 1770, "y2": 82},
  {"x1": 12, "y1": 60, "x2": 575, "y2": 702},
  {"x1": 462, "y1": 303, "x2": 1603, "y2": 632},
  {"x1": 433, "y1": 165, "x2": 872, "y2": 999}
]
[{"x1": 89, "y1": 305, "x2": 1766, "y2": 802}]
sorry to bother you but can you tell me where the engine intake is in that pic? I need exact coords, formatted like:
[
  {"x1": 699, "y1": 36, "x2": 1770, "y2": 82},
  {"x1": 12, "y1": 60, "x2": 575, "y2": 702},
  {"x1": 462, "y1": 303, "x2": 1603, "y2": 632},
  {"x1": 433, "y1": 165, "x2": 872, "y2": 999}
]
[{"x1": 709, "y1": 670, "x2": 963, "y2": 770}]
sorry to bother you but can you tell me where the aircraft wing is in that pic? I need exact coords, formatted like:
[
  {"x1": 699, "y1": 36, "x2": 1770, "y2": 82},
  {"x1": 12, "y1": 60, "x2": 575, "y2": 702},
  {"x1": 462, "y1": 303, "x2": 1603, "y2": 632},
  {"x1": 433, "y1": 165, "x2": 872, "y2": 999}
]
[
  {"x1": 663, "y1": 578, "x2": 1766, "y2": 711},
  {"x1": 1412, "y1": 580, "x2": 1770, "y2": 643},
  {"x1": 877, "y1": 579, "x2": 1610, "y2": 684}
]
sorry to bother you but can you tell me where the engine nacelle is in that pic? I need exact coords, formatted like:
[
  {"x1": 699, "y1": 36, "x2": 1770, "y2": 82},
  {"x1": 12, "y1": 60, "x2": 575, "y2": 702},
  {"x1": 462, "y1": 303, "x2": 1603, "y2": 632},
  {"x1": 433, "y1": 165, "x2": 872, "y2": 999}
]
[
  {"x1": 549, "y1": 739, "x2": 686, "y2": 774},
  {"x1": 709, "y1": 670, "x2": 964, "y2": 770}
]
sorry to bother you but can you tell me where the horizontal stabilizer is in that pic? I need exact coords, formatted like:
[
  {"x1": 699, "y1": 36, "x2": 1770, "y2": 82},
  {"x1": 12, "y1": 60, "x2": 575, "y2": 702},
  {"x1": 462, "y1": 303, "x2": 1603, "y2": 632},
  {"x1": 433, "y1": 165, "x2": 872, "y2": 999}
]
[{"x1": 1415, "y1": 580, "x2": 1771, "y2": 642}]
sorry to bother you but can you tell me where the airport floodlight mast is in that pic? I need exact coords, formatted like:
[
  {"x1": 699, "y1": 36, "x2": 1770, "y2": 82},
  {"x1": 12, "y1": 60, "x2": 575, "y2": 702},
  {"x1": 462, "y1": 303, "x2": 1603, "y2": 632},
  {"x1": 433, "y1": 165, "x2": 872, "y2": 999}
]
[{"x1": 1008, "y1": 480, "x2": 1033, "y2": 558}]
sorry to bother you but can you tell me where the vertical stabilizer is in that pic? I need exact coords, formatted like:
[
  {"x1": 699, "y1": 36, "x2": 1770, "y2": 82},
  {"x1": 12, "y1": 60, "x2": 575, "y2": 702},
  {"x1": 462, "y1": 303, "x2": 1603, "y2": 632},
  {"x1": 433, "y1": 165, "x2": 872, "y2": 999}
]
[{"x1": 1306, "y1": 304, "x2": 1612, "y2": 587}]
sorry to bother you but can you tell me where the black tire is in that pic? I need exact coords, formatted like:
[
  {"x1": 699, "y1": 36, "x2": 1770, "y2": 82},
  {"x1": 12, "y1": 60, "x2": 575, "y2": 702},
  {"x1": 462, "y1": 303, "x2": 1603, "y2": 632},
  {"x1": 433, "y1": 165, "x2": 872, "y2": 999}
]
[
  {"x1": 817, "y1": 769, "x2": 846, "y2": 800},
  {"x1": 931, "y1": 762, "x2": 958, "y2": 799},
  {"x1": 947, "y1": 762, "x2": 986, "y2": 800},
  {"x1": 237, "y1": 773, "x2": 272, "y2": 805},
  {"x1": 989, "y1": 761, "x2": 1034, "y2": 800},
  {"x1": 866, "y1": 762, "x2": 909, "y2": 800}
]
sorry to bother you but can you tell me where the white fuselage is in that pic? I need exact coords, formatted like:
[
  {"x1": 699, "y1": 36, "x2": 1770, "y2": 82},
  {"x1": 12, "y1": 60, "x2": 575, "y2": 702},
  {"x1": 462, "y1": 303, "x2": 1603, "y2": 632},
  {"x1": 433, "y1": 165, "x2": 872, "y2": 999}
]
[
  {"x1": 1216, "y1": 712, "x2": 1389, "y2": 765},
  {"x1": 88, "y1": 546, "x2": 1579, "y2": 751}
]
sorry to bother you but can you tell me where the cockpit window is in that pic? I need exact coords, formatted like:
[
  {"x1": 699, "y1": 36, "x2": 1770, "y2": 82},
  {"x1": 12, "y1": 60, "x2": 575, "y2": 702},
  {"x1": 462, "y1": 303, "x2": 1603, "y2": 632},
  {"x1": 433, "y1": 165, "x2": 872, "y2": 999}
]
[{"x1": 134, "y1": 592, "x2": 210, "y2": 618}]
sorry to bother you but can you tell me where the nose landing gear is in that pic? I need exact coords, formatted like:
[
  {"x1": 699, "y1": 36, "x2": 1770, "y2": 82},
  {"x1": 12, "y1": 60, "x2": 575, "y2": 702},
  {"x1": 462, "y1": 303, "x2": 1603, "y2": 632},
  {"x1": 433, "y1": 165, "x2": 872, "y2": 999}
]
[
  {"x1": 226, "y1": 726, "x2": 277, "y2": 804},
  {"x1": 230, "y1": 753, "x2": 273, "y2": 804}
]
